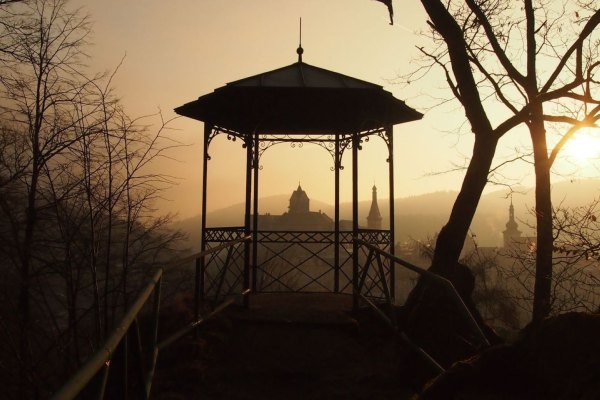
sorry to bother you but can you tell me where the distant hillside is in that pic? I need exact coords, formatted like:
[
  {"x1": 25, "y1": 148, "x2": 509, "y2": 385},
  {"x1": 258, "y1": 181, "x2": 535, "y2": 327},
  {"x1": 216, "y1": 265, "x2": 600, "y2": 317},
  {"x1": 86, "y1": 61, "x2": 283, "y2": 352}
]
[{"x1": 173, "y1": 178, "x2": 600, "y2": 251}]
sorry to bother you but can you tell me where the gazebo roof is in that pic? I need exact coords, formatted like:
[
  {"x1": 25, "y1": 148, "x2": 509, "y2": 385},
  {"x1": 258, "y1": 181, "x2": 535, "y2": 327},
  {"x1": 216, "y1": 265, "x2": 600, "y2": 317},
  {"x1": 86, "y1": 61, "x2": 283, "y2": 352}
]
[
  {"x1": 175, "y1": 60, "x2": 422, "y2": 134},
  {"x1": 225, "y1": 62, "x2": 382, "y2": 90}
]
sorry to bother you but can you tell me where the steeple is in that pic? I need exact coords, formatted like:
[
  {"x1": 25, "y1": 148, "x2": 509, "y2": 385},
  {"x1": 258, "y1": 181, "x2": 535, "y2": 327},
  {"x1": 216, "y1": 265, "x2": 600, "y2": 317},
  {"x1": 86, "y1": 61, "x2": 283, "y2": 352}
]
[
  {"x1": 367, "y1": 185, "x2": 382, "y2": 229},
  {"x1": 503, "y1": 198, "x2": 522, "y2": 248},
  {"x1": 289, "y1": 183, "x2": 309, "y2": 214}
]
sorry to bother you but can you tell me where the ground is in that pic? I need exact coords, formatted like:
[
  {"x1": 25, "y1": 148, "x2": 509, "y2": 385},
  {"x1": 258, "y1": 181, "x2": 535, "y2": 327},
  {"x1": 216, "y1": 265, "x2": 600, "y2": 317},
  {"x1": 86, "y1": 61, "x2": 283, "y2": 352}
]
[{"x1": 150, "y1": 293, "x2": 418, "y2": 399}]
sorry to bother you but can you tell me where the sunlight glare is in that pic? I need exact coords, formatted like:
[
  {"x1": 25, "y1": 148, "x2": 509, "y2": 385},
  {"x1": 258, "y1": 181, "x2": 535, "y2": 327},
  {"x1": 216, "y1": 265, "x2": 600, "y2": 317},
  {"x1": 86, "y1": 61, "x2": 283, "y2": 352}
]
[{"x1": 564, "y1": 129, "x2": 600, "y2": 160}]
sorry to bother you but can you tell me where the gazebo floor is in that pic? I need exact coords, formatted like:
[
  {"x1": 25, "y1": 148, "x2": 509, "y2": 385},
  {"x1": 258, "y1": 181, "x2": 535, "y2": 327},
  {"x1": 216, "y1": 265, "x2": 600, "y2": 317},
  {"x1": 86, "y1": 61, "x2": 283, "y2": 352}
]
[{"x1": 151, "y1": 292, "x2": 418, "y2": 399}]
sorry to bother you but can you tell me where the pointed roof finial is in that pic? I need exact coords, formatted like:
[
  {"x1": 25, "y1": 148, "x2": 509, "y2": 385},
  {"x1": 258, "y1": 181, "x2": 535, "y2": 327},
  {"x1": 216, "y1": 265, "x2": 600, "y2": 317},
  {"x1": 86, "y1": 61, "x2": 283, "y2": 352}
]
[
  {"x1": 367, "y1": 183, "x2": 382, "y2": 228},
  {"x1": 297, "y1": 17, "x2": 304, "y2": 62}
]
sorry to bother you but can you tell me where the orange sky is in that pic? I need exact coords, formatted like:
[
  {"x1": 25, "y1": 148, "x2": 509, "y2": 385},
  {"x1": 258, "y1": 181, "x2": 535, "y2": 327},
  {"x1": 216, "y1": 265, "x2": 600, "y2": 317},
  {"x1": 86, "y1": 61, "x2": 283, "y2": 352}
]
[{"x1": 72, "y1": 0, "x2": 599, "y2": 219}]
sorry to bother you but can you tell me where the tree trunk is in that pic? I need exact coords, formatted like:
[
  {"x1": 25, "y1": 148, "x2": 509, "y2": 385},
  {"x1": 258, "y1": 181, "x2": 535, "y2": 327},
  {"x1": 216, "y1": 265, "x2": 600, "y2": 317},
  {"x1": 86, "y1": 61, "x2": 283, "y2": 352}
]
[
  {"x1": 419, "y1": 0, "x2": 498, "y2": 275},
  {"x1": 432, "y1": 133, "x2": 498, "y2": 273},
  {"x1": 19, "y1": 164, "x2": 38, "y2": 399},
  {"x1": 403, "y1": 132, "x2": 501, "y2": 371},
  {"x1": 530, "y1": 111, "x2": 553, "y2": 323}
]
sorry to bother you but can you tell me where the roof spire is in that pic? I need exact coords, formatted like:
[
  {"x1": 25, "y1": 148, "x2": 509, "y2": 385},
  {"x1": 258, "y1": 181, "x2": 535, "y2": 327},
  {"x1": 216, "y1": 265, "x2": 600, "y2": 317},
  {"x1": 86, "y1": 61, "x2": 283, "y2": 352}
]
[
  {"x1": 296, "y1": 17, "x2": 304, "y2": 62},
  {"x1": 367, "y1": 184, "x2": 382, "y2": 229}
]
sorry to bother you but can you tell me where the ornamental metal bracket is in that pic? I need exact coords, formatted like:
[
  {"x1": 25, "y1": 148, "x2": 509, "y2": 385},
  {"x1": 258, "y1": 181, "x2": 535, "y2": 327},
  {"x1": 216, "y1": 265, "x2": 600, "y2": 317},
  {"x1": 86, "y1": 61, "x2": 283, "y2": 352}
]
[
  {"x1": 332, "y1": 134, "x2": 352, "y2": 171},
  {"x1": 206, "y1": 126, "x2": 247, "y2": 160},
  {"x1": 205, "y1": 127, "x2": 221, "y2": 160},
  {"x1": 255, "y1": 133, "x2": 339, "y2": 170},
  {"x1": 376, "y1": 129, "x2": 391, "y2": 147}
]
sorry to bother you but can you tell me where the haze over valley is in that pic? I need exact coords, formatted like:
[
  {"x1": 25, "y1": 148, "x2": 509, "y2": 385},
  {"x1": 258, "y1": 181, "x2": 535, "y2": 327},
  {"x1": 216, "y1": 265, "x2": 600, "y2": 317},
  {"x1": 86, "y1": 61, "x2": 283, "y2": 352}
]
[{"x1": 175, "y1": 178, "x2": 600, "y2": 251}]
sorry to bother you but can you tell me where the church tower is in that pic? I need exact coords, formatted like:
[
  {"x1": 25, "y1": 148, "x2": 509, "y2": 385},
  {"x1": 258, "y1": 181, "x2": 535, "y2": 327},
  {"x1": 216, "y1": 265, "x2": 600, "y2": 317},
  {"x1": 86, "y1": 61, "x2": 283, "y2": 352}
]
[
  {"x1": 289, "y1": 183, "x2": 310, "y2": 214},
  {"x1": 367, "y1": 185, "x2": 382, "y2": 229},
  {"x1": 503, "y1": 199, "x2": 522, "y2": 248}
]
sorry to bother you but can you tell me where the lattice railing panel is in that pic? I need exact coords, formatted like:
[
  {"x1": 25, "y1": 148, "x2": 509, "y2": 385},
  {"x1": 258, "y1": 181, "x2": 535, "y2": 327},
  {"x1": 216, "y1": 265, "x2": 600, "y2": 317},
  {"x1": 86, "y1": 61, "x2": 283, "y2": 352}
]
[
  {"x1": 204, "y1": 227, "x2": 247, "y2": 242},
  {"x1": 202, "y1": 227, "x2": 247, "y2": 303},
  {"x1": 356, "y1": 229, "x2": 393, "y2": 302},
  {"x1": 338, "y1": 232, "x2": 354, "y2": 293},
  {"x1": 200, "y1": 228, "x2": 393, "y2": 301},
  {"x1": 255, "y1": 231, "x2": 338, "y2": 293}
]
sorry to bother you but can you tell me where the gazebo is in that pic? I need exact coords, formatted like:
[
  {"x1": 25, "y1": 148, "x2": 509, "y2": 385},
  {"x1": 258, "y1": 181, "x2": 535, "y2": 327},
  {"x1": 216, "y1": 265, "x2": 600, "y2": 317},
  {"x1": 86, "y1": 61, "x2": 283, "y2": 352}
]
[{"x1": 175, "y1": 45, "x2": 422, "y2": 310}]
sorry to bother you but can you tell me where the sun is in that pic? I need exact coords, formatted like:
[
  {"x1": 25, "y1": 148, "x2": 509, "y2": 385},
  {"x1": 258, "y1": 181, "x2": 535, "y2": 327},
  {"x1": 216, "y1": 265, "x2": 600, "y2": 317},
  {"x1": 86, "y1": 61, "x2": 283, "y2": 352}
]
[{"x1": 563, "y1": 130, "x2": 600, "y2": 161}]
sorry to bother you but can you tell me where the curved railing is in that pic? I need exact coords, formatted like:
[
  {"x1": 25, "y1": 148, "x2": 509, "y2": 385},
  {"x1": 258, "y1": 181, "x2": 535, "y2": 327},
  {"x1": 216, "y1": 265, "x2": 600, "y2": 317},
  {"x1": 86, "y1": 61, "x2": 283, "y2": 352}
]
[
  {"x1": 52, "y1": 236, "x2": 251, "y2": 400},
  {"x1": 354, "y1": 239, "x2": 491, "y2": 374},
  {"x1": 51, "y1": 269, "x2": 163, "y2": 400}
]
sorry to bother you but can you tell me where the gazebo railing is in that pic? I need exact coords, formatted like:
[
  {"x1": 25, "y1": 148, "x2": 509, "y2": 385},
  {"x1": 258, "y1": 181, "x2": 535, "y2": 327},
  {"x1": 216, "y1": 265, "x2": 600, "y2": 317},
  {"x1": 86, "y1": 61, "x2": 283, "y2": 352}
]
[
  {"x1": 353, "y1": 229, "x2": 393, "y2": 301},
  {"x1": 253, "y1": 230, "x2": 352, "y2": 293},
  {"x1": 200, "y1": 227, "x2": 249, "y2": 306},
  {"x1": 202, "y1": 227, "x2": 394, "y2": 304}
]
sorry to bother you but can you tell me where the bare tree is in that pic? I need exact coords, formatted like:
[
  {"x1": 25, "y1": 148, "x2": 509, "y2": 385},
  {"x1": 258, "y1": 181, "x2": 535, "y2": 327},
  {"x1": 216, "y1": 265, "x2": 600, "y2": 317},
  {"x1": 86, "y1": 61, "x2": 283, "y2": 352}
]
[
  {"x1": 393, "y1": 0, "x2": 600, "y2": 324},
  {"x1": 0, "y1": 1, "x2": 94, "y2": 395},
  {"x1": 501, "y1": 200, "x2": 600, "y2": 317},
  {"x1": 0, "y1": 1, "x2": 184, "y2": 397},
  {"x1": 0, "y1": 1, "x2": 25, "y2": 6}
]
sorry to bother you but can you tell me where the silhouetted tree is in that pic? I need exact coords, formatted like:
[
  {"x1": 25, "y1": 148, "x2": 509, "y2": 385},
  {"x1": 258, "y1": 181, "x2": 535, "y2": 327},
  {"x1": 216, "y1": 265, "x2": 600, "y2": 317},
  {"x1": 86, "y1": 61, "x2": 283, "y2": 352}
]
[
  {"x1": 375, "y1": 0, "x2": 394, "y2": 25},
  {"x1": 501, "y1": 200, "x2": 600, "y2": 316},
  {"x1": 0, "y1": 1, "x2": 93, "y2": 395},
  {"x1": 0, "y1": 1, "x2": 183, "y2": 397},
  {"x1": 0, "y1": 0, "x2": 24, "y2": 5},
  {"x1": 391, "y1": 0, "x2": 600, "y2": 324}
]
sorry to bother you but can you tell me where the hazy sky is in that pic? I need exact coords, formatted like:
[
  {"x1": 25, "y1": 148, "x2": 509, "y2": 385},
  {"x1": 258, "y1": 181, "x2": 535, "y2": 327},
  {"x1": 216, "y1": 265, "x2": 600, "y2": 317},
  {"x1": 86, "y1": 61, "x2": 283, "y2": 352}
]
[{"x1": 73, "y1": 0, "x2": 600, "y2": 220}]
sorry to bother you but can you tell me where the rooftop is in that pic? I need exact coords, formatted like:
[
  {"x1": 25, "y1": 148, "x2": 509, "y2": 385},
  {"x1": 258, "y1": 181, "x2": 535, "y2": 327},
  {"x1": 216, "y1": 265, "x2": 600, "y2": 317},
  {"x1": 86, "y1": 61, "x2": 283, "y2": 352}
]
[{"x1": 175, "y1": 60, "x2": 422, "y2": 134}]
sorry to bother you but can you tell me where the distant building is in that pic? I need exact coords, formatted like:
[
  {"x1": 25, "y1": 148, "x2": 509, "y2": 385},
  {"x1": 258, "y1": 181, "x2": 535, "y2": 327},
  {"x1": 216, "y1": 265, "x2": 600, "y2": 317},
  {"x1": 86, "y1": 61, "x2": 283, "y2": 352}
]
[
  {"x1": 502, "y1": 199, "x2": 522, "y2": 248},
  {"x1": 502, "y1": 200, "x2": 536, "y2": 251},
  {"x1": 396, "y1": 200, "x2": 535, "y2": 263},
  {"x1": 257, "y1": 184, "x2": 334, "y2": 231},
  {"x1": 367, "y1": 185, "x2": 382, "y2": 229},
  {"x1": 257, "y1": 184, "x2": 386, "y2": 231}
]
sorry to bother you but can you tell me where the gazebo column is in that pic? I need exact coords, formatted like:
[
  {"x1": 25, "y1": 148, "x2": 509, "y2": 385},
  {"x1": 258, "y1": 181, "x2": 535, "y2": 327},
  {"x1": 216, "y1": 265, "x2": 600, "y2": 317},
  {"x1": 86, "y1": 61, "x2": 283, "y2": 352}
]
[
  {"x1": 251, "y1": 131, "x2": 260, "y2": 294},
  {"x1": 334, "y1": 135, "x2": 340, "y2": 293},
  {"x1": 387, "y1": 125, "x2": 395, "y2": 302},
  {"x1": 243, "y1": 131, "x2": 253, "y2": 307},
  {"x1": 196, "y1": 123, "x2": 211, "y2": 321},
  {"x1": 352, "y1": 132, "x2": 359, "y2": 311}
]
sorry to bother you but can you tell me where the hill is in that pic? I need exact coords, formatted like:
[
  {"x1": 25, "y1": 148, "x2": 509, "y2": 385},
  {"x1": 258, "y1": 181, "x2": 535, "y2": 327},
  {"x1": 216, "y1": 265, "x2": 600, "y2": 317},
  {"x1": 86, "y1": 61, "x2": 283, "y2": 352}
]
[{"x1": 173, "y1": 178, "x2": 600, "y2": 251}]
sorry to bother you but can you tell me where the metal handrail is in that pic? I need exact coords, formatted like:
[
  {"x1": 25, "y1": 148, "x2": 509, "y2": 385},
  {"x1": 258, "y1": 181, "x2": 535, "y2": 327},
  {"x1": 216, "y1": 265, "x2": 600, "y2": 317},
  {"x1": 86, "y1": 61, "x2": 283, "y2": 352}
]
[
  {"x1": 355, "y1": 239, "x2": 490, "y2": 348},
  {"x1": 53, "y1": 236, "x2": 253, "y2": 400},
  {"x1": 52, "y1": 269, "x2": 163, "y2": 400},
  {"x1": 358, "y1": 293, "x2": 445, "y2": 374},
  {"x1": 158, "y1": 289, "x2": 250, "y2": 350}
]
